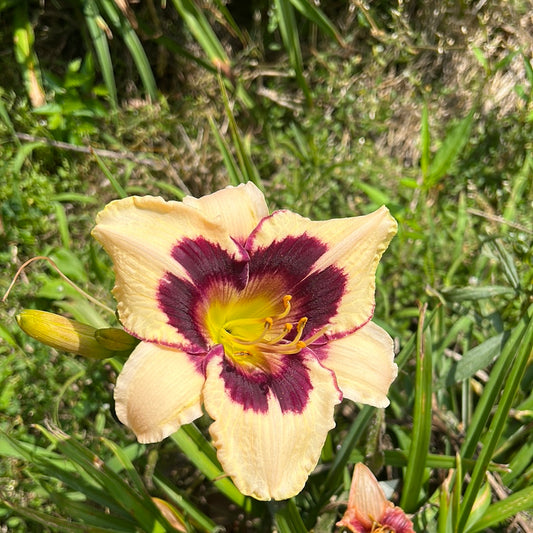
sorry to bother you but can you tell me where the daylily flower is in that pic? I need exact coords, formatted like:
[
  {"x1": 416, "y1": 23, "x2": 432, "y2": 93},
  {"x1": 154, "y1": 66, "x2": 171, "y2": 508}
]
[
  {"x1": 91, "y1": 182, "x2": 398, "y2": 501},
  {"x1": 337, "y1": 463, "x2": 414, "y2": 533}
]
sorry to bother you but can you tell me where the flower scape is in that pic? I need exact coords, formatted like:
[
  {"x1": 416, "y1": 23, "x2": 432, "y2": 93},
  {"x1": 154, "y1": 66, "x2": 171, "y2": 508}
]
[{"x1": 91, "y1": 182, "x2": 398, "y2": 501}]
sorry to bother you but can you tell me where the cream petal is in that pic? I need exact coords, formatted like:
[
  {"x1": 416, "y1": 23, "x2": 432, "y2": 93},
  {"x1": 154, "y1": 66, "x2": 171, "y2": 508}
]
[
  {"x1": 183, "y1": 182, "x2": 269, "y2": 242},
  {"x1": 92, "y1": 195, "x2": 247, "y2": 349},
  {"x1": 114, "y1": 342, "x2": 205, "y2": 443},
  {"x1": 202, "y1": 349, "x2": 342, "y2": 501},
  {"x1": 322, "y1": 322, "x2": 397, "y2": 408},
  {"x1": 247, "y1": 207, "x2": 397, "y2": 336}
]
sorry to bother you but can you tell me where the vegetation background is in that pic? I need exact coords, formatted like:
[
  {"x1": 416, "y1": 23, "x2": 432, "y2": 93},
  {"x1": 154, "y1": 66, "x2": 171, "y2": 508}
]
[{"x1": 0, "y1": 0, "x2": 532, "y2": 531}]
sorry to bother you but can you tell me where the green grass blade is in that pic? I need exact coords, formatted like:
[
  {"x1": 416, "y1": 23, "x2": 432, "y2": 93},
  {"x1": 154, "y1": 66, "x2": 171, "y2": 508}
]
[
  {"x1": 383, "y1": 450, "x2": 506, "y2": 472},
  {"x1": 0, "y1": 501, "x2": 116, "y2": 532},
  {"x1": 91, "y1": 148, "x2": 128, "y2": 198},
  {"x1": 463, "y1": 483, "x2": 491, "y2": 532},
  {"x1": 467, "y1": 485, "x2": 533, "y2": 533},
  {"x1": 52, "y1": 192, "x2": 99, "y2": 204},
  {"x1": 420, "y1": 102, "x2": 430, "y2": 181},
  {"x1": 211, "y1": 0, "x2": 248, "y2": 46},
  {"x1": 451, "y1": 453, "x2": 463, "y2": 530},
  {"x1": 170, "y1": 423, "x2": 253, "y2": 512},
  {"x1": 49, "y1": 493, "x2": 137, "y2": 531},
  {"x1": 0, "y1": 322, "x2": 21, "y2": 349},
  {"x1": 424, "y1": 109, "x2": 475, "y2": 189},
  {"x1": 83, "y1": 0, "x2": 118, "y2": 108},
  {"x1": 170, "y1": 0, "x2": 230, "y2": 73},
  {"x1": 12, "y1": 3, "x2": 45, "y2": 107},
  {"x1": 154, "y1": 180, "x2": 186, "y2": 200},
  {"x1": 400, "y1": 305, "x2": 433, "y2": 511},
  {"x1": 38, "y1": 426, "x2": 172, "y2": 532},
  {"x1": 155, "y1": 34, "x2": 219, "y2": 73},
  {"x1": 440, "y1": 285, "x2": 515, "y2": 303},
  {"x1": 154, "y1": 476, "x2": 222, "y2": 533},
  {"x1": 489, "y1": 239, "x2": 521, "y2": 290},
  {"x1": 461, "y1": 306, "x2": 532, "y2": 459},
  {"x1": 0, "y1": 93, "x2": 20, "y2": 144},
  {"x1": 208, "y1": 115, "x2": 244, "y2": 186},
  {"x1": 394, "y1": 306, "x2": 439, "y2": 369},
  {"x1": 53, "y1": 202, "x2": 71, "y2": 250},
  {"x1": 97, "y1": 0, "x2": 157, "y2": 100},
  {"x1": 317, "y1": 404, "x2": 375, "y2": 510},
  {"x1": 437, "y1": 472, "x2": 452, "y2": 533},
  {"x1": 457, "y1": 309, "x2": 533, "y2": 532},
  {"x1": 218, "y1": 76, "x2": 263, "y2": 188},
  {"x1": 0, "y1": 431, "x2": 130, "y2": 519},
  {"x1": 100, "y1": 437, "x2": 148, "y2": 496},
  {"x1": 288, "y1": 0, "x2": 343, "y2": 44},
  {"x1": 274, "y1": 0, "x2": 312, "y2": 106},
  {"x1": 503, "y1": 153, "x2": 532, "y2": 225},
  {"x1": 273, "y1": 498, "x2": 308, "y2": 533}
]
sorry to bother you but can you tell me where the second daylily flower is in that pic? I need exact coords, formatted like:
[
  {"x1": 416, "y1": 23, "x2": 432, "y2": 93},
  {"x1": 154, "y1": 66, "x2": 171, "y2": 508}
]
[{"x1": 92, "y1": 182, "x2": 398, "y2": 501}]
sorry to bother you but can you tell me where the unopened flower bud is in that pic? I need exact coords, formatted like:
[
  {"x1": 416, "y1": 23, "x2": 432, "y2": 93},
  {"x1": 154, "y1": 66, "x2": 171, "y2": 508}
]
[{"x1": 16, "y1": 309, "x2": 136, "y2": 359}]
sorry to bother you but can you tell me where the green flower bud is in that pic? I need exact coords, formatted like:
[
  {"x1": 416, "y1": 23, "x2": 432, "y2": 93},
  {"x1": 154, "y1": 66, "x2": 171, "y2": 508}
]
[{"x1": 16, "y1": 309, "x2": 136, "y2": 359}]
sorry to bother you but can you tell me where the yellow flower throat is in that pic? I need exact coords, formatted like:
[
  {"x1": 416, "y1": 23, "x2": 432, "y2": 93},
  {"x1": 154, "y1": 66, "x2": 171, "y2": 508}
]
[{"x1": 205, "y1": 294, "x2": 326, "y2": 367}]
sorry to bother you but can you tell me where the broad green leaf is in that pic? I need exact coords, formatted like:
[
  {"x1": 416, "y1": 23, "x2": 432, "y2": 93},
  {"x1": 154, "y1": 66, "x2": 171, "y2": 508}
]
[
  {"x1": 356, "y1": 181, "x2": 392, "y2": 206},
  {"x1": 447, "y1": 332, "x2": 508, "y2": 385}
]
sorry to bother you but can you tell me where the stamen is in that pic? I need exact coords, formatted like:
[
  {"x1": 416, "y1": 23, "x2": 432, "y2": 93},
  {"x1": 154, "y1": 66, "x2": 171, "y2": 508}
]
[
  {"x1": 266, "y1": 323, "x2": 293, "y2": 344},
  {"x1": 292, "y1": 317, "x2": 308, "y2": 345},
  {"x1": 217, "y1": 293, "x2": 329, "y2": 362},
  {"x1": 272, "y1": 295, "x2": 292, "y2": 320},
  {"x1": 223, "y1": 315, "x2": 272, "y2": 329},
  {"x1": 221, "y1": 319, "x2": 272, "y2": 346},
  {"x1": 297, "y1": 325, "x2": 329, "y2": 348}
]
